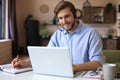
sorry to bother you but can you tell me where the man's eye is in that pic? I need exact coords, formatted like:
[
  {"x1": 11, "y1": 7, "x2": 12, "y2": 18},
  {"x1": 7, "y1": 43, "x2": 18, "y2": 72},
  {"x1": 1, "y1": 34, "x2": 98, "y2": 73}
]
[
  {"x1": 58, "y1": 17, "x2": 62, "y2": 20},
  {"x1": 65, "y1": 16, "x2": 68, "y2": 18}
]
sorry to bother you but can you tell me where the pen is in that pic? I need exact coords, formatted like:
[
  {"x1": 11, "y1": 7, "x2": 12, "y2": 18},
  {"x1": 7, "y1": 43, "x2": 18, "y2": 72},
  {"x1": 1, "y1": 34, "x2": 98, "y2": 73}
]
[
  {"x1": 16, "y1": 54, "x2": 19, "y2": 62},
  {"x1": 89, "y1": 67, "x2": 101, "y2": 76}
]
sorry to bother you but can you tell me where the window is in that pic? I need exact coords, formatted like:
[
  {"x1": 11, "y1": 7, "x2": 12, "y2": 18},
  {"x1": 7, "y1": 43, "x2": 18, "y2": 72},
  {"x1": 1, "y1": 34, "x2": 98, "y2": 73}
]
[{"x1": 0, "y1": 0, "x2": 5, "y2": 39}]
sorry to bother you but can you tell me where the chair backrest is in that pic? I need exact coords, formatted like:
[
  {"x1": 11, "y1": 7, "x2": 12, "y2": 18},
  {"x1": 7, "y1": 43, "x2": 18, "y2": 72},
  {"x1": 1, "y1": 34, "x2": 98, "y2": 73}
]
[{"x1": 103, "y1": 50, "x2": 120, "y2": 63}]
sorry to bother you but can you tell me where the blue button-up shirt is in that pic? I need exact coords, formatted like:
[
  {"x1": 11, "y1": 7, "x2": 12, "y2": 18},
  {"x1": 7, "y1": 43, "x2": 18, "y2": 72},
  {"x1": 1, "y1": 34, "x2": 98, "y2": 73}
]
[{"x1": 47, "y1": 23, "x2": 103, "y2": 65}]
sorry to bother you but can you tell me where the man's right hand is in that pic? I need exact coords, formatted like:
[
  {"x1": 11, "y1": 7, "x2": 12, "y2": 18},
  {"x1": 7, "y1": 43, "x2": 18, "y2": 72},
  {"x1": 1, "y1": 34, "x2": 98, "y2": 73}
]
[{"x1": 11, "y1": 58, "x2": 31, "y2": 68}]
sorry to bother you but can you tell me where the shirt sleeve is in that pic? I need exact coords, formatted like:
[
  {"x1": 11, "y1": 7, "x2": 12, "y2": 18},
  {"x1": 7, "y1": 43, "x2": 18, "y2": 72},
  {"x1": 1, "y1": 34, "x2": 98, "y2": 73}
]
[
  {"x1": 88, "y1": 29, "x2": 103, "y2": 65},
  {"x1": 47, "y1": 31, "x2": 58, "y2": 47}
]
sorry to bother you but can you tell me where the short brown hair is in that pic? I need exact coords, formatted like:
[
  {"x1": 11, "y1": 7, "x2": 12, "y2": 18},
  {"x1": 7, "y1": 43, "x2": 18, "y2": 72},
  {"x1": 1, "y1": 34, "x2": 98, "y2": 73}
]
[{"x1": 54, "y1": 1, "x2": 76, "y2": 18}]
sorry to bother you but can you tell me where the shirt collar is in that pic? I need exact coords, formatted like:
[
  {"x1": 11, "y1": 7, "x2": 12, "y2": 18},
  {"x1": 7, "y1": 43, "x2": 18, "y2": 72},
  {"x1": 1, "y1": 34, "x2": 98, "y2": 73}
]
[
  {"x1": 61, "y1": 22, "x2": 82, "y2": 35},
  {"x1": 74, "y1": 23, "x2": 82, "y2": 34}
]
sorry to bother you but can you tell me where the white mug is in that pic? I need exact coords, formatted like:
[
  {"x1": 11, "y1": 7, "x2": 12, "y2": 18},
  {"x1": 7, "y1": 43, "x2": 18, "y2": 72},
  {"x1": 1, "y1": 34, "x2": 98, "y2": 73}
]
[{"x1": 103, "y1": 63, "x2": 116, "y2": 80}]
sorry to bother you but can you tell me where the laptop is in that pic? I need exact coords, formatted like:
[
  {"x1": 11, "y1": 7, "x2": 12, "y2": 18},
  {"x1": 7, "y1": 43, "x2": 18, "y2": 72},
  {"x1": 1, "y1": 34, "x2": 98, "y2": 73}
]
[{"x1": 27, "y1": 46, "x2": 81, "y2": 77}]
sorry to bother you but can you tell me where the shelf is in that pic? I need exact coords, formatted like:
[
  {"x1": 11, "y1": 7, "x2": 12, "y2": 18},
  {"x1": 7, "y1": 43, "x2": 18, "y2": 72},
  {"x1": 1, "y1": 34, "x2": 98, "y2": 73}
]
[{"x1": 83, "y1": 6, "x2": 116, "y2": 24}]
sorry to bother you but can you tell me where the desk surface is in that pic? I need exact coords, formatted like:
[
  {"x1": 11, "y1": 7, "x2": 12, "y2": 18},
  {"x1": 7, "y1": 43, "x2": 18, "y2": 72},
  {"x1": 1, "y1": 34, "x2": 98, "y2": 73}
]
[{"x1": 0, "y1": 71, "x2": 119, "y2": 80}]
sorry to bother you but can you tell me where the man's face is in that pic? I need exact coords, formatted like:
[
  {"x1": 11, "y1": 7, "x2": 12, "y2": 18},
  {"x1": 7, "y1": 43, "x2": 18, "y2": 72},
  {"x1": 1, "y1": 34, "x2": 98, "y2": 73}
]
[{"x1": 57, "y1": 7, "x2": 75, "y2": 31}]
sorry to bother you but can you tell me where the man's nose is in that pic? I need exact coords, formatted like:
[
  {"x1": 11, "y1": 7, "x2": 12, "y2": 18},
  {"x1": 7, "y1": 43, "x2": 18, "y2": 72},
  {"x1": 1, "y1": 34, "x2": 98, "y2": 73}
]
[{"x1": 62, "y1": 18, "x2": 67, "y2": 24}]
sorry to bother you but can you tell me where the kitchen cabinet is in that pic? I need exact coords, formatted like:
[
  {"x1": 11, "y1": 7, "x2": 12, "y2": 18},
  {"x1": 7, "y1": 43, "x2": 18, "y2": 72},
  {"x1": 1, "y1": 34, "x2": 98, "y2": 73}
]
[
  {"x1": 102, "y1": 38, "x2": 107, "y2": 49},
  {"x1": 82, "y1": 7, "x2": 116, "y2": 23},
  {"x1": 102, "y1": 38, "x2": 120, "y2": 50}
]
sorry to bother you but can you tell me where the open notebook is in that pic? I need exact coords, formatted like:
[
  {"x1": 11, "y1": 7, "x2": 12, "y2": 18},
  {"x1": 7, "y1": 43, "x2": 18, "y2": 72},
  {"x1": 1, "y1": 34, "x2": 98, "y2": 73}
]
[
  {"x1": 0, "y1": 64, "x2": 32, "y2": 74},
  {"x1": 82, "y1": 70, "x2": 103, "y2": 79}
]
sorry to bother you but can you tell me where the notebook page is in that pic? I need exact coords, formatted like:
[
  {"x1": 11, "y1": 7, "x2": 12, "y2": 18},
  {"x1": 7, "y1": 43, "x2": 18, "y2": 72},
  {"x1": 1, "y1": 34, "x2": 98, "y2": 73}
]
[
  {"x1": 82, "y1": 71, "x2": 103, "y2": 79},
  {"x1": 0, "y1": 64, "x2": 32, "y2": 74}
]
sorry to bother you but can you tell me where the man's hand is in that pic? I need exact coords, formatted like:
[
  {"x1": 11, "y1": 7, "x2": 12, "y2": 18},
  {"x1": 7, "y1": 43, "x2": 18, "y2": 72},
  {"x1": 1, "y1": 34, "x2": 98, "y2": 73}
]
[
  {"x1": 72, "y1": 61, "x2": 102, "y2": 72},
  {"x1": 72, "y1": 64, "x2": 79, "y2": 72},
  {"x1": 11, "y1": 58, "x2": 31, "y2": 68}
]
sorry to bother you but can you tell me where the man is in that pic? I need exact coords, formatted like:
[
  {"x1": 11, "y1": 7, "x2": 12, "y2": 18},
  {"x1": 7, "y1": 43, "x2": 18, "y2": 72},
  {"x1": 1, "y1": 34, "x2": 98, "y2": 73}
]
[{"x1": 11, "y1": 1, "x2": 103, "y2": 72}]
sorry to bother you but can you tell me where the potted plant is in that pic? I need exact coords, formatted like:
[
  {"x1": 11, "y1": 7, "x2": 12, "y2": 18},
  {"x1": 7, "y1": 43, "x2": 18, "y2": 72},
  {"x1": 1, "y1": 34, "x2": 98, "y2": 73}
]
[{"x1": 39, "y1": 21, "x2": 49, "y2": 38}]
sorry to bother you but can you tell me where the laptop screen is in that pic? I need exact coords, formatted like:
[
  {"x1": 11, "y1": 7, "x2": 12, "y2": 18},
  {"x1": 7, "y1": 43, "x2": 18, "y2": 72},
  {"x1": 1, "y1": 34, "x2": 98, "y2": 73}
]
[{"x1": 27, "y1": 46, "x2": 74, "y2": 77}]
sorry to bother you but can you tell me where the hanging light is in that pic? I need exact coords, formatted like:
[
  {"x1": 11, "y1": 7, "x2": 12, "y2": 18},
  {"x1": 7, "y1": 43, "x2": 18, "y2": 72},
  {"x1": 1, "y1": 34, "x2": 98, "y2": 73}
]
[{"x1": 83, "y1": 0, "x2": 91, "y2": 7}]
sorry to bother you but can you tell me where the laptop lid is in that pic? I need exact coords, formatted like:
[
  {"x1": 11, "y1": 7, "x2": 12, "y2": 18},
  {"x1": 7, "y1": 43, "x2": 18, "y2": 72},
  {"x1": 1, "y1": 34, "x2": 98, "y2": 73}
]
[{"x1": 27, "y1": 46, "x2": 74, "y2": 77}]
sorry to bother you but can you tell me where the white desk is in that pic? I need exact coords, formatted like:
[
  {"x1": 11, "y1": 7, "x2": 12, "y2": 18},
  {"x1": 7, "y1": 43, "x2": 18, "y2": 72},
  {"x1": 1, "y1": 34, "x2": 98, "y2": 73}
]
[{"x1": 0, "y1": 71, "x2": 119, "y2": 80}]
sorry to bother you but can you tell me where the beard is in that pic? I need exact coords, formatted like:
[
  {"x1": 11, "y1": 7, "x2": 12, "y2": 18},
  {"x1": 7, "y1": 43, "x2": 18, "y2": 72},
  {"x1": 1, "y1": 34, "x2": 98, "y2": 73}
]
[{"x1": 62, "y1": 19, "x2": 76, "y2": 31}]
